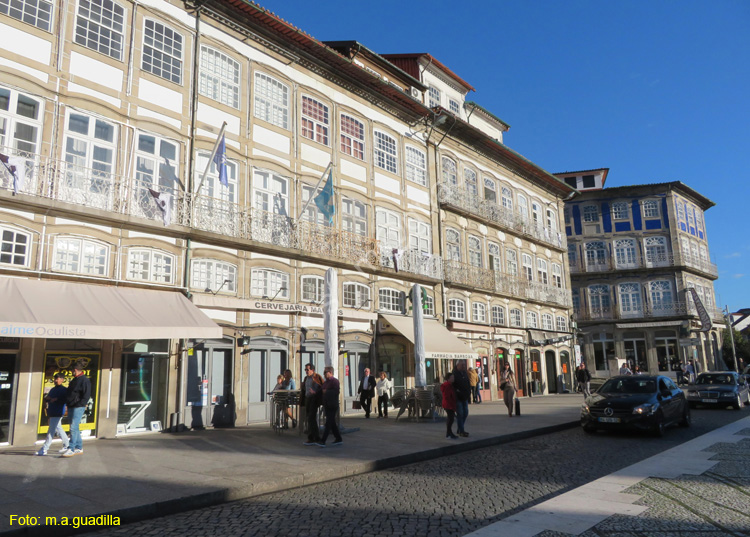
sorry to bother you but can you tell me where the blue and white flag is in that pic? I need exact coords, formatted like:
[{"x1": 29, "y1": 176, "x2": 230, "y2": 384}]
[
  {"x1": 313, "y1": 169, "x2": 335, "y2": 224},
  {"x1": 213, "y1": 135, "x2": 228, "y2": 187}
]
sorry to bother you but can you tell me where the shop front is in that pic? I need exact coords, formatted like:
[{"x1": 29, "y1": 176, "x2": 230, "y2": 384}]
[{"x1": 0, "y1": 277, "x2": 221, "y2": 446}]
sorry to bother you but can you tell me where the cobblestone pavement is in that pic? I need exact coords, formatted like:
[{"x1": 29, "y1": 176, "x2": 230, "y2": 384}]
[{"x1": 90, "y1": 409, "x2": 748, "y2": 537}]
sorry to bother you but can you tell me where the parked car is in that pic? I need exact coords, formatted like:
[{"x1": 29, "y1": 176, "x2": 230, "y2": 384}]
[
  {"x1": 581, "y1": 375, "x2": 690, "y2": 436},
  {"x1": 686, "y1": 371, "x2": 750, "y2": 410}
]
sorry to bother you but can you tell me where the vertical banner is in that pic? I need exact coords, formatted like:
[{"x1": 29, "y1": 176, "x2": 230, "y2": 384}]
[
  {"x1": 324, "y1": 268, "x2": 338, "y2": 371},
  {"x1": 412, "y1": 284, "x2": 426, "y2": 387},
  {"x1": 38, "y1": 352, "x2": 100, "y2": 435}
]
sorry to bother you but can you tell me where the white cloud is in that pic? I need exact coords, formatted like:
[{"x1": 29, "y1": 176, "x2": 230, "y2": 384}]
[
  {"x1": 725, "y1": 252, "x2": 741, "y2": 259},
  {"x1": 732, "y1": 273, "x2": 745, "y2": 279}
]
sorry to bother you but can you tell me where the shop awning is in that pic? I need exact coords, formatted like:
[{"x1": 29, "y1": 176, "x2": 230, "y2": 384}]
[
  {"x1": 380, "y1": 314, "x2": 477, "y2": 360},
  {"x1": 0, "y1": 278, "x2": 222, "y2": 340}
]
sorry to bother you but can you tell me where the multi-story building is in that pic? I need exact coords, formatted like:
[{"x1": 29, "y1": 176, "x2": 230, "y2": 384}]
[
  {"x1": 0, "y1": 0, "x2": 574, "y2": 448},
  {"x1": 559, "y1": 169, "x2": 723, "y2": 378}
]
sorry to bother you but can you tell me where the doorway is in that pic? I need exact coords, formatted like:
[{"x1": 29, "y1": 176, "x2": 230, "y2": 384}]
[
  {"x1": 343, "y1": 343, "x2": 369, "y2": 407},
  {"x1": 0, "y1": 353, "x2": 18, "y2": 444},
  {"x1": 623, "y1": 339, "x2": 647, "y2": 372},
  {"x1": 118, "y1": 353, "x2": 168, "y2": 433},
  {"x1": 247, "y1": 338, "x2": 288, "y2": 423},
  {"x1": 186, "y1": 339, "x2": 234, "y2": 429},
  {"x1": 544, "y1": 350, "x2": 557, "y2": 393}
]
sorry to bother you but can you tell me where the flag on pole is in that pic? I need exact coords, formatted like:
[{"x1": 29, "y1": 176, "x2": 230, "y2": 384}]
[
  {"x1": 313, "y1": 169, "x2": 335, "y2": 224},
  {"x1": 213, "y1": 135, "x2": 228, "y2": 187},
  {"x1": 0, "y1": 153, "x2": 25, "y2": 195},
  {"x1": 148, "y1": 188, "x2": 172, "y2": 226}
]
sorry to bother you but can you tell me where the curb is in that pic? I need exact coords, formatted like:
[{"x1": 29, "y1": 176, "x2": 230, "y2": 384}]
[{"x1": 4, "y1": 420, "x2": 580, "y2": 537}]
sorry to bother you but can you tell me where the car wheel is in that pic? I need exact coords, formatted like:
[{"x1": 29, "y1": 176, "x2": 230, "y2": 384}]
[
  {"x1": 679, "y1": 406, "x2": 691, "y2": 427},
  {"x1": 583, "y1": 425, "x2": 596, "y2": 434},
  {"x1": 652, "y1": 414, "x2": 666, "y2": 437},
  {"x1": 733, "y1": 395, "x2": 742, "y2": 410}
]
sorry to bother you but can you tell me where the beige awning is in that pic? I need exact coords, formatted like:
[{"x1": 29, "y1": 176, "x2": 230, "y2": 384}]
[
  {"x1": 0, "y1": 278, "x2": 222, "y2": 340},
  {"x1": 380, "y1": 314, "x2": 477, "y2": 360}
]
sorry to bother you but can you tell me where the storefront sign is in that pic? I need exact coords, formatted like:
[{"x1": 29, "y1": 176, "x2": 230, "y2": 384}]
[
  {"x1": 253, "y1": 301, "x2": 343, "y2": 316},
  {"x1": 38, "y1": 352, "x2": 100, "y2": 435},
  {"x1": 0, "y1": 337, "x2": 19, "y2": 350},
  {"x1": 425, "y1": 352, "x2": 476, "y2": 360}
]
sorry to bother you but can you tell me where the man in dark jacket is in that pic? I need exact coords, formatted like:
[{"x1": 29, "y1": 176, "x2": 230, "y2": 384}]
[
  {"x1": 317, "y1": 366, "x2": 342, "y2": 447},
  {"x1": 451, "y1": 360, "x2": 471, "y2": 437},
  {"x1": 300, "y1": 363, "x2": 323, "y2": 446},
  {"x1": 62, "y1": 361, "x2": 91, "y2": 457},
  {"x1": 357, "y1": 368, "x2": 376, "y2": 418},
  {"x1": 575, "y1": 362, "x2": 592, "y2": 397},
  {"x1": 37, "y1": 372, "x2": 69, "y2": 456}
]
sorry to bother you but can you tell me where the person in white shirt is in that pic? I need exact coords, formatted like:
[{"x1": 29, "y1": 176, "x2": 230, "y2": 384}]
[
  {"x1": 376, "y1": 371, "x2": 393, "y2": 418},
  {"x1": 619, "y1": 361, "x2": 632, "y2": 376}
]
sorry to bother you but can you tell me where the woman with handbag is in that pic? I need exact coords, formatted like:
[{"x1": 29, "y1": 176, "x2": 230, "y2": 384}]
[{"x1": 500, "y1": 361, "x2": 517, "y2": 417}]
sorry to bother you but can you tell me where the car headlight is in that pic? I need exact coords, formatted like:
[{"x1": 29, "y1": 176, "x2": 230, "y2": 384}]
[
  {"x1": 721, "y1": 392, "x2": 734, "y2": 398},
  {"x1": 581, "y1": 403, "x2": 590, "y2": 414},
  {"x1": 633, "y1": 403, "x2": 657, "y2": 415}
]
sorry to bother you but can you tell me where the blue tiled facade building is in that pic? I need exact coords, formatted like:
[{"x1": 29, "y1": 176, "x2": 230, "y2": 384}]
[{"x1": 558, "y1": 169, "x2": 723, "y2": 379}]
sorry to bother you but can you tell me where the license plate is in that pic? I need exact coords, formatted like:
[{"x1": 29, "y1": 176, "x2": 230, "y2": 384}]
[
  {"x1": 701, "y1": 399, "x2": 717, "y2": 403},
  {"x1": 598, "y1": 417, "x2": 621, "y2": 423}
]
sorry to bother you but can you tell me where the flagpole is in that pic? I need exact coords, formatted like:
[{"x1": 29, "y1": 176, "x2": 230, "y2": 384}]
[
  {"x1": 297, "y1": 161, "x2": 333, "y2": 222},
  {"x1": 195, "y1": 121, "x2": 227, "y2": 196}
]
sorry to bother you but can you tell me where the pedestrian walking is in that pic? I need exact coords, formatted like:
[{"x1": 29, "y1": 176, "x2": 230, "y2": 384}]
[
  {"x1": 685, "y1": 360, "x2": 695, "y2": 384},
  {"x1": 451, "y1": 360, "x2": 470, "y2": 437},
  {"x1": 62, "y1": 362, "x2": 91, "y2": 457},
  {"x1": 375, "y1": 371, "x2": 392, "y2": 418},
  {"x1": 575, "y1": 362, "x2": 592, "y2": 398},
  {"x1": 500, "y1": 362, "x2": 517, "y2": 417},
  {"x1": 440, "y1": 373, "x2": 458, "y2": 439},
  {"x1": 317, "y1": 367, "x2": 342, "y2": 447},
  {"x1": 37, "y1": 373, "x2": 70, "y2": 456},
  {"x1": 357, "y1": 367, "x2": 376, "y2": 418},
  {"x1": 618, "y1": 360, "x2": 632, "y2": 376},
  {"x1": 300, "y1": 363, "x2": 323, "y2": 446},
  {"x1": 468, "y1": 367, "x2": 480, "y2": 404}
]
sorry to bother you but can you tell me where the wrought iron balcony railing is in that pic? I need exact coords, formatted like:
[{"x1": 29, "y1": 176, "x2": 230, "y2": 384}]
[
  {"x1": 576, "y1": 301, "x2": 690, "y2": 321},
  {"x1": 570, "y1": 251, "x2": 717, "y2": 279},
  {"x1": 438, "y1": 182, "x2": 564, "y2": 249},
  {"x1": 379, "y1": 247, "x2": 444, "y2": 280}
]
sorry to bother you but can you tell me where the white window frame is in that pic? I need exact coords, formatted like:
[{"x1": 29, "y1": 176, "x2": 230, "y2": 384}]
[
  {"x1": 254, "y1": 72, "x2": 289, "y2": 129},
  {"x1": 648, "y1": 280, "x2": 673, "y2": 311},
  {"x1": 556, "y1": 315, "x2": 567, "y2": 332},
  {"x1": 379, "y1": 288, "x2": 402, "y2": 313},
  {"x1": 502, "y1": 186, "x2": 513, "y2": 211},
  {"x1": 522, "y1": 253, "x2": 533, "y2": 281},
  {"x1": 613, "y1": 238, "x2": 637, "y2": 269},
  {"x1": 253, "y1": 169, "x2": 288, "y2": 215},
  {"x1": 193, "y1": 259, "x2": 238, "y2": 294},
  {"x1": 405, "y1": 146, "x2": 426, "y2": 186},
  {"x1": 644, "y1": 236, "x2": 668, "y2": 266},
  {"x1": 199, "y1": 46, "x2": 241, "y2": 109},
  {"x1": 442, "y1": 156, "x2": 457, "y2": 185},
  {"x1": 427, "y1": 86, "x2": 440, "y2": 108},
  {"x1": 374, "y1": 131, "x2": 397, "y2": 173},
  {"x1": 618, "y1": 282, "x2": 643, "y2": 317},
  {"x1": 449, "y1": 99, "x2": 460, "y2": 115},
  {"x1": 546, "y1": 208, "x2": 557, "y2": 232},
  {"x1": 301, "y1": 275, "x2": 324, "y2": 303},
  {"x1": 53, "y1": 236, "x2": 109, "y2": 276},
  {"x1": 464, "y1": 167, "x2": 478, "y2": 197},
  {"x1": 250, "y1": 268, "x2": 288, "y2": 299},
  {"x1": 195, "y1": 151, "x2": 237, "y2": 203},
  {"x1": 340, "y1": 114, "x2": 365, "y2": 160},
  {"x1": 582, "y1": 205, "x2": 599, "y2": 222},
  {"x1": 448, "y1": 298, "x2": 466, "y2": 321},
  {"x1": 63, "y1": 110, "x2": 118, "y2": 201},
  {"x1": 488, "y1": 242, "x2": 502, "y2": 271},
  {"x1": 506, "y1": 248, "x2": 518, "y2": 277},
  {"x1": 127, "y1": 247, "x2": 175, "y2": 284},
  {"x1": 612, "y1": 202, "x2": 629, "y2": 220},
  {"x1": 537, "y1": 258, "x2": 548, "y2": 285},
  {"x1": 343, "y1": 282, "x2": 370, "y2": 309},
  {"x1": 588, "y1": 284, "x2": 611, "y2": 313},
  {"x1": 0, "y1": 0, "x2": 53, "y2": 31},
  {"x1": 342, "y1": 197, "x2": 367, "y2": 236},
  {"x1": 584, "y1": 241, "x2": 607, "y2": 268},
  {"x1": 518, "y1": 194, "x2": 529, "y2": 220},
  {"x1": 491, "y1": 305, "x2": 505, "y2": 326},
  {"x1": 526, "y1": 311, "x2": 538, "y2": 329},
  {"x1": 142, "y1": 18, "x2": 183, "y2": 84},
  {"x1": 301, "y1": 184, "x2": 325, "y2": 225},
  {"x1": 423, "y1": 294, "x2": 435, "y2": 317},
  {"x1": 468, "y1": 235, "x2": 482, "y2": 268},
  {"x1": 552, "y1": 263, "x2": 562, "y2": 288},
  {"x1": 472, "y1": 302, "x2": 487, "y2": 323},
  {"x1": 642, "y1": 199, "x2": 660, "y2": 218},
  {"x1": 510, "y1": 308, "x2": 522, "y2": 328},
  {"x1": 376, "y1": 207, "x2": 401, "y2": 249},
  {"x1": 446, "y1": 228, "x2": 461, "y2": 261},
  {"x1": 408, "y1": 218, "x2": 431, "y2": 253},
  {"x1": 74, "y1": 0, "x2": 126, "y2": 60},
  {"x1": 0, "y1": 85, "x2": 44, "y2": 157},
  {"x1": 0, "y1": 225, "x2": 31, "y2": 267},
  {"x1": 542, "y1": 313, "x2": 554, "y2": 331},
  {"x1": 301, "y1": 95, "x2": 329, "y2": 145}
]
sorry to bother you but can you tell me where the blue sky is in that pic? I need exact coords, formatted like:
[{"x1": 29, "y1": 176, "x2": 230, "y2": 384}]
[{"x1": 265, "y1": 1, "x2": 750, "y2": 312}]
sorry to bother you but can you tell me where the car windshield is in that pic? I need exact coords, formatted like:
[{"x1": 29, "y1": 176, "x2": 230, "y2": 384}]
[
  {"x1": 696, "y1": 374, "x2": 735, "y2": 385},
  {"x1": 599, "y1": 378, "x2": 656, "y2": 394}
]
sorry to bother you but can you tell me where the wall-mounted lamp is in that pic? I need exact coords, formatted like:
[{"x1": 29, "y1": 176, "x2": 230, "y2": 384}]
[
  {"x1": 262, "y1": 286, "x2": 287, "y2": 301},
  {"x1": 206, "y1": 279, "x2": 231, "y2": 295},
  {"x1": 355, "y1": 298, "x2": 372, "y2": 311}
]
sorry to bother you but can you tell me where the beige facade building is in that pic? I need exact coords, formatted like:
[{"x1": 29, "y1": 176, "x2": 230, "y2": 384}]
[{"x1": 0, "y1": 0, "x2": 574, "y2": 448}]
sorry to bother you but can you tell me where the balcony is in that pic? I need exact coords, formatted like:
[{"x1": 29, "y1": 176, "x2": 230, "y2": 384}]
[
  {"x1": 438, "y1": 182, "x2": 564, "y2": 250},
  {"x1": 444, "y1": 260, "x2": 571, "y2": 307},
  {"x1": 380, "y1": 247, "x2": 444, "y2": 280},
  {"x1": 570, "y1": 251, "x2": 718, "y2": 279},
  {"x1": 576, "y1": 301, "x2": 689, "y2": 322},
  {"x1": 677, "y1": 253, "x2": 719, "y2": 278}
]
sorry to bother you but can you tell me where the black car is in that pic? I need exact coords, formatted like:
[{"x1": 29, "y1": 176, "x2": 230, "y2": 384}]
[
  {"x1": 686, "y1": 371, "x2": 750, "y2": 410},
  {"x1": 581, "y1": 375, "x2": 690, "y2": 436}
]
